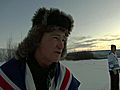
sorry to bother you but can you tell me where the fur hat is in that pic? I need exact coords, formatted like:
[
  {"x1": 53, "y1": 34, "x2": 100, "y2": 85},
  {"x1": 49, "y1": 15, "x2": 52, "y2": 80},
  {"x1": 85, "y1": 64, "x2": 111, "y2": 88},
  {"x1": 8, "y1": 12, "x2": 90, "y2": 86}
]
[
  {"x1": 16, "y1": 7, "x2": 74, "y2": 60},
  {"x1": 32, "y1": 7, "x2": 74, "y2": 34}
]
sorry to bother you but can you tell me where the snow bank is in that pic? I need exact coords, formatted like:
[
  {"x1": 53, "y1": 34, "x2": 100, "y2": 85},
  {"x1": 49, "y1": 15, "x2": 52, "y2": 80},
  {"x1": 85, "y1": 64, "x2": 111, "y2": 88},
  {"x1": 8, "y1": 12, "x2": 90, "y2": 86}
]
[{"x1": 62, "y1": 59, "x2": 111, "y2": 90}]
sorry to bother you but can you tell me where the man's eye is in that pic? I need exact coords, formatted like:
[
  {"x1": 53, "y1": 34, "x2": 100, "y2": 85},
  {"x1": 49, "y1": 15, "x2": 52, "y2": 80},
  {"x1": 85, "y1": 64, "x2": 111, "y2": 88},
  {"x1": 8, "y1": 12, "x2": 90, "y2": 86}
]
[
  {"x1": 62, "y1": 38, "x2": 66, "y2": 42},
  {"x1": 52, "y1": 36, "x2": 66, "y2": 42},
  {"x1": 53, "y1": 37, "x2": 59, "y2": 40}
]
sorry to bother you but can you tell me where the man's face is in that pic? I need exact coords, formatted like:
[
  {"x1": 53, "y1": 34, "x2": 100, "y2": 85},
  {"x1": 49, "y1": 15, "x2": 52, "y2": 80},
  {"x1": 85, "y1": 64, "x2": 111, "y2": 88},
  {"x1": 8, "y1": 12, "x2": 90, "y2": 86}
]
[
  {"x1": 34, "y1": 28, "x2": 67, "y2": 67},
  {"x1": 111, "y1": 47, "x2": 116, "y2": 52}
]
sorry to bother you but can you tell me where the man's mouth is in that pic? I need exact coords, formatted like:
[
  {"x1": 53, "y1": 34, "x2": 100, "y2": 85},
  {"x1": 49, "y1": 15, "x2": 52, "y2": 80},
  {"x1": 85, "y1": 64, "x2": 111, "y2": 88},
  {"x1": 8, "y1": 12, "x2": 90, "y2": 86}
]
[{"x1": 55, "y1": 51, "x2": 61, "y2": 54}]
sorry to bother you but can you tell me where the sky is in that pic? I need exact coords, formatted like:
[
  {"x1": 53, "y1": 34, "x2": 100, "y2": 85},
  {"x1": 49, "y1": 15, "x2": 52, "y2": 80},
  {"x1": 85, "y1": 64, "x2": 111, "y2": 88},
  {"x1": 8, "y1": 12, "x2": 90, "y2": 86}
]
[{"x1": 0, "y1": 0, "x2": 120, "y2": 52}]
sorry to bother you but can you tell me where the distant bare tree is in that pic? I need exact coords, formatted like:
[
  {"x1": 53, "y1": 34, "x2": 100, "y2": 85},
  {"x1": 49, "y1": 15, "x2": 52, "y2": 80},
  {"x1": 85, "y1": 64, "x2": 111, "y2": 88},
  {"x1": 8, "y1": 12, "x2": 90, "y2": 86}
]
[
  {"x1": 0, "y1": 36, "x2": 18, "y2": 62},
  {"x1": 4, "y1": 37, "x2": 17, "y2": 61},
  {"x1": 5, "y1": 36, "x2": 17, "y2": 61},
  {"x1": 0, "y1": 49, "x2": 7, "y2": 62}
]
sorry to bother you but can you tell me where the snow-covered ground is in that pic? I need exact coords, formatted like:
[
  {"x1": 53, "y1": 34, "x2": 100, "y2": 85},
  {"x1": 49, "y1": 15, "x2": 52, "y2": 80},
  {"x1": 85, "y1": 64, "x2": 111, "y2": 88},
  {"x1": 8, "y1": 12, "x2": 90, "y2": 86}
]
[
  {"x1": 62, "y1": 59, "x2": 117, "y2": 90},
  {"x1": 1, "y1": 59, "x2": 120, "y2": 90}
]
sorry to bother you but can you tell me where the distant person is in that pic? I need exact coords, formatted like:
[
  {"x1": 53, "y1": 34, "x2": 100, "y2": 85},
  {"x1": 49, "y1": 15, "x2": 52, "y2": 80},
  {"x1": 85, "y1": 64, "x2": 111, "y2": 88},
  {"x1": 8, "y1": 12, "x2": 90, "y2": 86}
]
[
  {"x1": 107, "y1": 44, "x2": 120, "y2": 90},
  {"x1": 0, "y1": 7, "x2": 80, "y2": 90}
]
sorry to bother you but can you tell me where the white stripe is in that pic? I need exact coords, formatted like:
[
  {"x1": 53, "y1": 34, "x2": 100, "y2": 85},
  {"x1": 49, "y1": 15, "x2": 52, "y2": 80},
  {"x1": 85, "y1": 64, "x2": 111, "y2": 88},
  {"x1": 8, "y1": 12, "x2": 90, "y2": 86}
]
[
  {"x1": 0, "y1": 69, "x2": 21, "y2": 90},
  {"x1": 25, "y1": 64, "x2": 36, "y2": 90},
  {"x1": 65, "y1": 71, "x2": 72, "y2": 90},
  {"x1": 49, "y1": 77, "x2": 55, "y2": 90},
  {"x1": 55, "y1": 63, "x2": 66, "y2": 89},
  {"x1": 0, "y1": 87, "x2": 4, "y2": 90}
]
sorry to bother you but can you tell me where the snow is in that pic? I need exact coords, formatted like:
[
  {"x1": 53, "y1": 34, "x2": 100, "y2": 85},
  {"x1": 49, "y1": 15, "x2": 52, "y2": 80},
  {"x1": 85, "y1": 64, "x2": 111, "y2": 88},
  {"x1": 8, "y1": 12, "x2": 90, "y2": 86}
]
[{"x1": 62, "y1": 59, "x2": 112, "y2": 90}]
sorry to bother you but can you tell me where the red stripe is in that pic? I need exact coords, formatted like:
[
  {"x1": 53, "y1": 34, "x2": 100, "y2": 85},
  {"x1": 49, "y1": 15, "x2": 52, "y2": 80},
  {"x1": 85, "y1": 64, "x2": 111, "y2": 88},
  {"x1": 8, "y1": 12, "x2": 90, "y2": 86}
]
[
  {"x1": 0, "y1": 75, "x2": 14, "y2": 90},
  {"x1": 60, "y1": 68, "x2": 70, "y2": 90}
]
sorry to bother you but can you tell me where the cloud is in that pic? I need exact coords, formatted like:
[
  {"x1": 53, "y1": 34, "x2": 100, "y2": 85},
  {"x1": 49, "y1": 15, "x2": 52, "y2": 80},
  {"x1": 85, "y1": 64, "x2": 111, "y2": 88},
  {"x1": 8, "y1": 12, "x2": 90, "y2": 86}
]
[
  {"x1": 68, "y1": 36, "x2": 90, "y2": 42},
  {"x1": 72, "y1": 36, "x2": 90, "y2": 40},
  {"x1": 117, "y1": 37, "x2": 120, "y2": 40},
  {"x1": 82, "y1": 39, "x2": 97, "y2": 43},
  {"x1": 68, "y1": 42, "x2": 96, "y2": 49},
  {"x1": 104, "y1": 34, "x2": 120, "y2": 38},
  {"x1": 75, "y1": 43, "x2": 96, "y2": 48},
  {"x1": 82, "y1": 35, "x2": 120, "y2": 43},
  {"x1": 68, "y1": 34, "x2": 120, "y2": 51},
  {"x1": 98, "y1": 35, "x2": 120, "y2": 41}
]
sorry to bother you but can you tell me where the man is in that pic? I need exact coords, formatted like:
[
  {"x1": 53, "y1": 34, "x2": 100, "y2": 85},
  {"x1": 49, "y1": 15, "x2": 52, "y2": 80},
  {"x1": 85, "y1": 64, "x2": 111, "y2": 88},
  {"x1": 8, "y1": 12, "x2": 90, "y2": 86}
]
[
  {"x1": 0, "y1": 7, "x2": 80, "y2": 90},
  {"x1": 108, "y1": 45, "x2": 120, "y2": 90}
]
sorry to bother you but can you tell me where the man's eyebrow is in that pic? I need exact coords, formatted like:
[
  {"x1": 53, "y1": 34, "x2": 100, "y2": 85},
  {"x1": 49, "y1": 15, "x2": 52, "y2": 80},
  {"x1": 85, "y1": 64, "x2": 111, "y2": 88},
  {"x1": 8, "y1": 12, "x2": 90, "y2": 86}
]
[{"x1": 50, "y1": 33, "x2": 66, "y2": 37}]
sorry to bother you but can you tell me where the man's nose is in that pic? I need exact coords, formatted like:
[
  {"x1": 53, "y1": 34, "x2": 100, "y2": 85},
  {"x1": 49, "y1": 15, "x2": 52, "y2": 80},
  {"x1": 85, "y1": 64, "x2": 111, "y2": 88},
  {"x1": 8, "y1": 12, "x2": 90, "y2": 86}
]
[{"x1": 57, "y1": 40, "x2": 64, "y2": 49}]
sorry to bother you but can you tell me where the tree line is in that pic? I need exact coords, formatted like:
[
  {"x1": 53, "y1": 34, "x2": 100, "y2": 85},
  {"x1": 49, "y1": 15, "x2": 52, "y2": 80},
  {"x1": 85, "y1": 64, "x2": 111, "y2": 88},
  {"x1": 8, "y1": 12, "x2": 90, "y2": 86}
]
[
  {"x1": 65, "y1": 51, "x2": 95, "y2": 60},
  {"x1": 0, "y1": 37, "x2": 17, "y2": 62}
]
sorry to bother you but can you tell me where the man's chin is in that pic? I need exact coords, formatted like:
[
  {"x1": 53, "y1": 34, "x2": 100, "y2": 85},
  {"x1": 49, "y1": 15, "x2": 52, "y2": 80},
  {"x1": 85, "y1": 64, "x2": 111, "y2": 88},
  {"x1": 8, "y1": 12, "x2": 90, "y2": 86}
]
[{"x1": 52, "y1": 57, "x2": 60, "y2": 62}]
